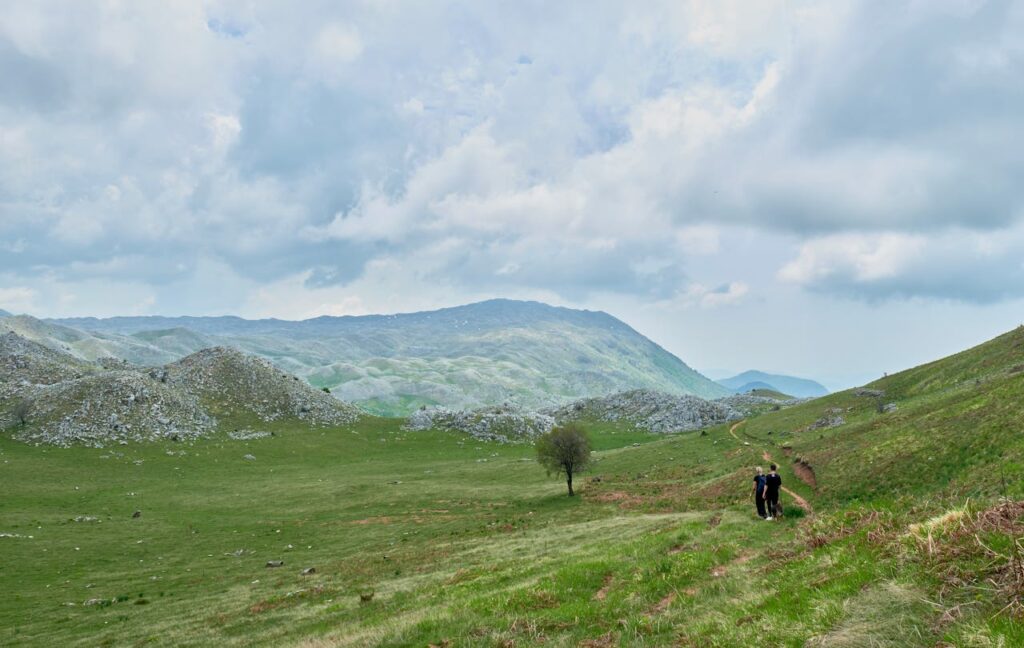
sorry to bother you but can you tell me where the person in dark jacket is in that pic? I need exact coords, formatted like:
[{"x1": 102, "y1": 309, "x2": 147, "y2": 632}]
[
  {"x1": 752, "y1": 466, "x2": 767, "y2": 519},
  {"x1": 763, "y1": 464, "x2": 782, "y2": 520}
]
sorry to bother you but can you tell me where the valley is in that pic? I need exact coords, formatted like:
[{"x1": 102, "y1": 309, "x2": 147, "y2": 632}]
[{"x1": 1, "y1": 319, "x2": 1023, "y2": 646}]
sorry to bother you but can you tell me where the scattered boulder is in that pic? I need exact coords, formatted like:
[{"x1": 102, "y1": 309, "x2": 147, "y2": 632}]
[
  {"x1": 855, "y1": 388, "x2": 885, "y2": 398},
  {"x1": 266, "y1": 560, "x2": 284, "y2": 568},
  {"x1": 131, "y1": 510, "x2": 141, "y2": 519},
  {"x1": 807, "y1": 413, "x2": 845, "y2": 430},
  {"x1": 881, "y1": 403, "x2": 898, "y2": 413},
  {"x1": 301, "y1": 567, "x2": 316, "y2": 576},
  {"x1": 243, "y1": 454, "x2": 256, "y2": 461}
]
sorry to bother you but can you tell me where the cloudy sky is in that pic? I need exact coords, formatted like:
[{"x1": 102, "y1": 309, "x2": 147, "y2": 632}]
[{"x1": 2, "y1": 0, "x2": 1023, "y2": 389}]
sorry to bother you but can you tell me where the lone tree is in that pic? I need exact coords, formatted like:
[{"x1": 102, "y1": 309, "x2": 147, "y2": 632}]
[{"x1": 536, "y1": 423, "x2": 592, "y2": 496}]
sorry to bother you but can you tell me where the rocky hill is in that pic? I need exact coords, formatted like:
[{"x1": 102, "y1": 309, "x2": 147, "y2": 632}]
[
  {"x1": 164, "y1": 347, "x2": 361, "y2": 425},
  {"x1": 19, "y1": 371, "x2": 214, "y2": 447},
  {"x1": 1, "y1": 333, "x2": 360, "y2": 446},
  {"x1": 49, "y1": 300, "x2": 729, "y2": 416},
  {"x1": 0, "y1": 332, "x2": 96, "y2": 397},
  {"x1": 549, "y1": 389, "x2": 742, "y2": 433}
]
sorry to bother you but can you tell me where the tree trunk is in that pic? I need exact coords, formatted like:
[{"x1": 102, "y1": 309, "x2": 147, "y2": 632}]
[{"x1": 567, "y1": 470, "x2": 574, "y2": 496}]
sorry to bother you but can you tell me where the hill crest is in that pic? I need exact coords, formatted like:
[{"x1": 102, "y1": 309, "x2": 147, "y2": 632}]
[{"x1": 49, "y1": 299, "x2": 729, "y2": 414}]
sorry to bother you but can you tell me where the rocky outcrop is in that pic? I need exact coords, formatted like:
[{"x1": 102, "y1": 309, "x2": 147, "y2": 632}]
[
  {"x1": 15, "y1": 371, "x2": 214, "y2": 447},
  {"x1": 549, "y1": 389, "x2": 741, "y2": 433},
  {"x1": 165, "y1": 347, "x2": 360, "y2": 426},
  {"x1": 0, "y1": 332, "x2": 95, "y2": 398},
  {"x1": 405, "y1": 403, "x2": 554, "y2": 443},
  {"x1": 2, "y1": 333, "x2": 361, "y2": 446}
]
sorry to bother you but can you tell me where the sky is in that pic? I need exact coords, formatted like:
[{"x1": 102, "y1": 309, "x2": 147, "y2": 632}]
[{"x1": 1, "y1": 0, "x2": 1023, "y2": 390}]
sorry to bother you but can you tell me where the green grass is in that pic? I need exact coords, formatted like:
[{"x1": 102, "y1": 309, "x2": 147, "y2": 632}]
[{"x1": 2, "y1": 327, "x2": 1024, "y2": 645}]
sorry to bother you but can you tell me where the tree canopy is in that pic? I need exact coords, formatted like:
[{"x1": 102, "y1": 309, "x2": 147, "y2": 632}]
[{"x1": 535, "y1": 423, "x2": 592, "y2": 496}]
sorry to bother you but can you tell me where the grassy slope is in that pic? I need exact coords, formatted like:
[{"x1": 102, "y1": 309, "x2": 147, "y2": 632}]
[{"x1": 2, "y1": 328, "x2": 1024, "y2": 646}]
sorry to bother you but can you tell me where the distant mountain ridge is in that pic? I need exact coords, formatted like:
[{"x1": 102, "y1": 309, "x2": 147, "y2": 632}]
[
  {"x1": 717, "y1": 370, "x2": 828, "y2": 398},
  {"x1": 46, "y1": 299, "x2": 728, "y2": 415}
]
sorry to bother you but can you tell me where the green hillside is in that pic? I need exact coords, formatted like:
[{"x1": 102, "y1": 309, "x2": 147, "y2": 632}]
[
  {"x1": 1, "y1": 328, "x2": 1023, "y2": 646},
  {"x1": 51, "y1": 300, "x2": 729, "y2": 415}
]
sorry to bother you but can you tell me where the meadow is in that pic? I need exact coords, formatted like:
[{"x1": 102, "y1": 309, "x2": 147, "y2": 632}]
[{"x1": 3, "y1": 328, "x2": 1024, "y2": 646}]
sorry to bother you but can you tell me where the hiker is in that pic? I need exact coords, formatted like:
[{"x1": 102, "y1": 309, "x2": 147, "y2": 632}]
[
  {"x1": 752, "y1": 466, "x2": 767, "y2": 519},
  {"x1": 763, "y1": 463, "x2": 782, "y2": 520}
]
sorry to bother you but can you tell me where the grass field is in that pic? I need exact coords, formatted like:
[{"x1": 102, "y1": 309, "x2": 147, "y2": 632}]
[{"x1": 3, "y1": 329, "x2": 1024, "y2": 646}]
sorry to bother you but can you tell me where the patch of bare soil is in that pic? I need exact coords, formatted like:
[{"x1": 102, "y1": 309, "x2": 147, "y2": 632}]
[
  {"x1": 593, "y1": 574, "x2": 614, "y2": 601},
  {"x1": 649, "y1": 592, "x2": 677, "y2": 615},
  {"x1": 792, "y1": 459, "x2": 818, "y2": 489},
  {"x1": 668, "y1": 543, "x2": 694, "y2": 555},
  {"x1": 761, "y1": 451, "x2": 814, "y2": 514},
  {"x1": 782, "y1": 487, "x2": 813, "y2": 514},
  {"x1": 707, "y1": 513, "x2": 722, "y2": 528}
]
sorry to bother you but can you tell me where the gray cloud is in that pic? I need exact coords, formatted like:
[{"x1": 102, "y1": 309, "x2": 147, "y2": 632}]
[{"x1": 0, "y1": 0, "x2": 1022, "y2": 312}]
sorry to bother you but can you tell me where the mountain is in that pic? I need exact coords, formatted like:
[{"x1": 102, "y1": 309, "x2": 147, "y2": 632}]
[
  {"x1": 0, "y1": 308, "x2": 10, "y2": 317},
  {"x1": 0, "y1": 315, "x2": 208, "y2": 366},
  {"x1": 51, "y1": 299, "x2": 729, "y2": 415},
  {"x1": 717, "y1": 370, "x2": 827, "y2": 398}
]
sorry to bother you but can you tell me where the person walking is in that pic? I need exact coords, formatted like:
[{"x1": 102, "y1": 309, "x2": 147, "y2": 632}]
[
  {"x1": 752, "y1": 466, "x2": 767, "y2": 519},
  {"x1": 763, "y1": 463, "x2": 782, "y2": 520}
]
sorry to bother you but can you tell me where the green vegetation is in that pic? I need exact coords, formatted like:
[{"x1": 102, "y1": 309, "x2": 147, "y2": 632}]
[
  {"x1": 38, "y1": 299, "x2": 731, "y2": 415},
  {"x1": 535, "y1": 424, "x2": 593, "y2": 496},
  {"x1": 2, "y1": 327, "x2": 1024, "y2": 646}
]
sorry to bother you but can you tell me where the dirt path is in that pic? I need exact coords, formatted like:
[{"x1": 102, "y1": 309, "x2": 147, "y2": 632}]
[
  {"x1": 728, "y1": 420, "x2": 746, "y2": 440},
  {"x1": 763, "y1": 450, "x2": 813, "y2": 514},
  {"x1": 731, "y1": 420, "x2": 814, "y2": 514}
]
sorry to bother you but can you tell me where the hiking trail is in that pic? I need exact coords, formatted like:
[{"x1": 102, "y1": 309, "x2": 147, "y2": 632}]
[{"x1": 729, "y1": 420, "x2": 813, "y2": 514}]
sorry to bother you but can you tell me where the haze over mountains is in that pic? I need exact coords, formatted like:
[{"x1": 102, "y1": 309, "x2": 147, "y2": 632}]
[
  {"x1": 716, "y1": 370, "x2": 829, "y2": 398},
  {"x1": 3, "y1": 300, "x2": 729, "y2": 415}
]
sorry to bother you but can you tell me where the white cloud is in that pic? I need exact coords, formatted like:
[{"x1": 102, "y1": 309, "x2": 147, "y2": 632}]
[
  {"x1": 778, "y1": 226, "x2": 1024, "y2": 303},
  {"x1": 0, "y1": 0, "x2": 1022, "y2": 320},
  {"x1": 309, "y1": 22, "x2": 363, "y2": 78},
  {"x1": 0, "y1": 286, "x2": 36, "y2": 312}
]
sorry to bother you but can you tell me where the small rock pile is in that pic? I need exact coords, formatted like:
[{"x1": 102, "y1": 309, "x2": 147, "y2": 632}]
[
  {"x1": 550, "y1": 389, "x2": 741, "y2": 433},
  {"x1": 405, "y1": 403, "x2": 555, "y2": 443},
  {"x1": 807, "y1": 407, "x2": 846, "y2": 430}
]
